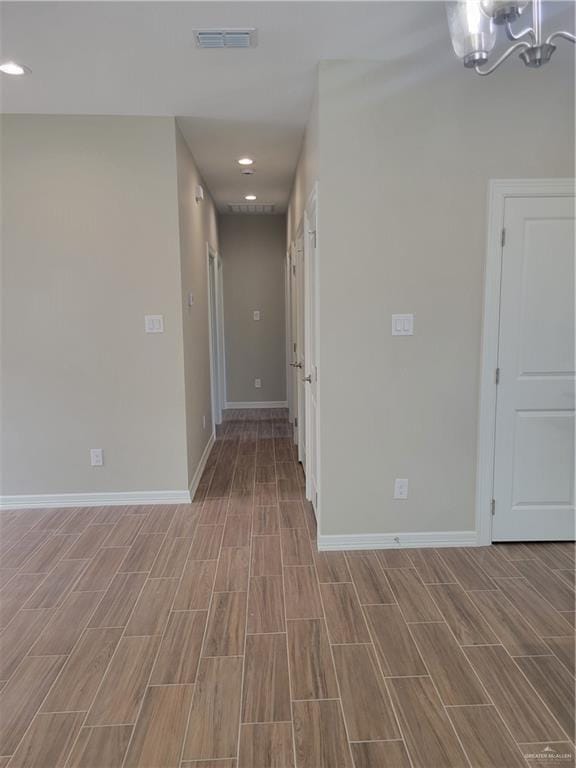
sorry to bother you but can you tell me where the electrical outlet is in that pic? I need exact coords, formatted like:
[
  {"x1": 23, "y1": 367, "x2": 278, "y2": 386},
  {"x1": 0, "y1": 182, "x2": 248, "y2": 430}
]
[
  {"x1": 253, "y1": 310, "x2": 261, "y2": 321},
  {"x1": 394, "y1": 478, "x2": 408, "y2": 499},
  {"x1": 254, "y1": 378, "x2": 262, "y2": 389},
  {"x1": 90, "y1": 448, "x2": 103, "y2": 467}
]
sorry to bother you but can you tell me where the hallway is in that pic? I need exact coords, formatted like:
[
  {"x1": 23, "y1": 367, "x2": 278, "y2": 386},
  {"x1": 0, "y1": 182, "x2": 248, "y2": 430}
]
[{"x1": 0, "y1": 409, "x2": 574, "y2": 767}]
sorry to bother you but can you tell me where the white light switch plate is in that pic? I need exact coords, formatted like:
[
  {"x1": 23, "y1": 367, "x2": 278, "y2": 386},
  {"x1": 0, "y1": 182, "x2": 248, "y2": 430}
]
[
  {"x1": 392, "y1": 314, "x2": 414, "y2": 336},
  {"x1": 254, "y1": 378, "x2": 262, "y2": 388},
  {"x1": 394, "y1": 478, "x2": 409, "y2": 499},
  {"x1": 253, "y1": 310, "x2": 261, "y2": 321},
  {"x1": 145, "y1": 315, "x2": 164, "y2": 333},
  {"x1": 90, "y1": 448, "x2": 103, "y2": 467}
]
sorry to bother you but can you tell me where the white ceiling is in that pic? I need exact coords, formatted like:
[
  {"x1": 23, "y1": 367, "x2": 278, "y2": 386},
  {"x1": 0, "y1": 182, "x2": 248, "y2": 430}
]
[{"x1": 1, "y1": 2, "x2": 573, "y2": 209}]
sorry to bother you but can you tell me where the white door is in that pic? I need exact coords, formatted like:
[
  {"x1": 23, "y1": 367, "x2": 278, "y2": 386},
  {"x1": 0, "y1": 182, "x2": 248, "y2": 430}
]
[
  {"x1": 296, "y1": 233, "x2": 306, "y2": 465},
  {"x1": 207, "y1": 247, "x2": 225, "y2": 427},
  {"x1": 492, "y1": 195, "x2": 575, "y2": 541},
  {"x1": 304, "y1": 193, "x2": 319, "y2": 509}
]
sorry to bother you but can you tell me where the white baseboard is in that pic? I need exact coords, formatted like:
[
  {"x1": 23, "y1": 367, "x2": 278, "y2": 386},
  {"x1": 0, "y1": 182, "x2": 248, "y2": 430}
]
[
  {"x1": 317, "y1": 530, "x2": 478, "y2": 551},
  {"x1": 224, "y1": 401, "x2": 288, "y2": 410},
  {"x1": 0, "y1": 489, "x2": 191, "y2": 510},
  {"x1": 189, "y1": 432, "x2": 215, "y2": 499}
]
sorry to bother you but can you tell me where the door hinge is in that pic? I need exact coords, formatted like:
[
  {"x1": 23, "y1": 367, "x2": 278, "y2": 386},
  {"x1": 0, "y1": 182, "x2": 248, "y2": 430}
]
[
  {"x1": 309, "y1": 229, "x2": 317, "y2": 248},
  {"x1": 292, "y1": 264, "x2": 296, "y2": 275},
  {"x1": 293, "y1": 343, "x2": 297, "y2": 354},
  {"x1": 315, "y1": 491, "x2": 318, "y2": 507},
  {"x1": 294, "y1": 417, "x2": 298, "y2": 428},
  {"x1": 491, "y1": 498, "x2": 496, "y2": 516},
  {"x1": 501, "y1": 228, "x2": 506, "y2": 247},
  {"x1": 495, "y1": 367, "x2": 500, "y2": 385}
]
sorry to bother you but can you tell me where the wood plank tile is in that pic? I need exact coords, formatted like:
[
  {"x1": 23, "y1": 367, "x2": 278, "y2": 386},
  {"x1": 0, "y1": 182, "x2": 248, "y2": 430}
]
[
  {"x1": 189, "y1": 526, "x2": 224, "y2": 560},
  {"x1": 255, "y1": 465, "x2": 276, "y2": 483},
  {"x1": 182, "y1": 762, "x2": 236, "y2": 768},
  {"x1": 139, "y1": 505, "x2": 176, "y2": 533},
  {"x1": 494, "y1": 577, "x2": 574, "y2": 636},
  {"x1": 283, "y1": 566, "x2": 323, "y2": 620},
  {"x1": 150, "y1": 610, "x2": 207, "y2": 684},
  {"x1": 242, "y1": 633, "x2": 291, "y2": 723},
  {"x1": 0, "y1": 531, "x2": 52, "y2": 569},
  {"x1": 386, "y1": 677, "x2": 468, "y2": 768},
  {"x1": 278, "y1": 501, "x2": 306, "y2": 529},
  {"x1": 427, "y1": 583, "x2": 498, "y2": 646},
  {"x1": 493, "y1": 543, "x2": 538, "y2": 560},
  {"x1": 65, "y1": 725, "x2": 133, "y2": 768},
  {"x1": 7, "y1": 711, "x2": 84, "y2": 768},
  {"x1": 124, "y1": 684, "x2": 194, "y2": 768},
  {"x1": 198, "y1": 499, "x2": 229, "y2": 526},
  {"x1": 20, "y1": 534, "x2": 80, "y2": 573},
  {"x1": 30, "y1": 590, "x2": 104, "y2": 655},
  {"x1": 203, "y1": 591, "x2": 247, "y2": 656},
  {"x1": 118, "y1": 532, "x2": 166, "y2": 573},
  {"x1": 286, "y1": 619, "x2": 338, "y2": 700},
  {"x1": 0, "y1": 655, "x2": 66, "y2": 754},
  {"x1": 278, "y1": 479, "x2": 302, "y2": 502},
  {"x1": 518, "y1": 741, "x2": 576, "y2": 767},
  {"x1": 247, "y1": 575, "x2": 285, "y2": 634},
  {"x1": 24, "y1": 559, "x2": 87, "y2": 610},
  {"x1": 149, "y1": 536, "x2": 192, "y2": 578},
  {"x1": 102, "y1": 515, "x2": 144, "y2": 547},
  {"x1": 252, "y1": 536, "x2": 282, "y2": 576},
  {"x1": 555, "y1": 569, "x2": 576, "y2": 588},
  {"x1": 255, "y1": 483, "x2": 278, "y2": 507},
  {"x1": 346, "y1": 553, "x2": 395, "y2": 604},
  {"x1": 32, "y1": 507, "x2": 75, "y2": 531},
  {"x1": 64, "y1": 525, "x2": 114, "y2": 559},
  {"x1": 515, "y1": 655, "x2": 574, "y2": 740},
  {"x1": 464, "y1": 644, "x2": 566, "y2": 742},
  {"x1": 380, "y1": 568, "x2": 441, "y2": 622},
  {"x1": 320, "y1": 582, "x2": 370, "y2": 643},
  {"x1": 533, "y1": 543, "x2": 575, "y2": 571},
  {"x1": 544, "y1": 635, "x2": 575, "y2": 676},
  {"x1": 125, "y1": 577, "x2": 179, "y2": 636},
  {"x1": 86, "y1": 635, "x2": 160, "y2": 725},
  {"x1": 363, "y1": 604, "x2": 427, "y2": 677},
  {"x1": 57, "y1": 508, "x2": 98, "y2": 534},
  {"x1": 350, "y1": 741, "x2": 411, "y2": 768},
  {"x1": 375, "y1": 549, "x2": 413, "y2": 569},
  {"x1": 228, "y1": 497, "x2": 254, "y2": 516},
  {"x1": 173, "y1": 560, "x2": 217, "y2": 610},
  {"x1": 292, "y1": 700, "x2": 353, "y2": 768},
  {"x1": 409, "y1": 622, "x2": 490, "y2": 705},
  {"x1": 280, "y1": 528, "x2": 313, "y2": 566},
  {"x1": 239, "y1": 723, "x2": 294, "y2": 768},
  {"x1": 437, "y1": 548, "x2": 495, "y2": 590},
  {"x1": 222, "y1": 516, "x2": 252, "y2": 548},
  {"x1": 0, "y1": 608, "x2": 53, "y2": 681},
  {"x1": 167, "y1": 505, "x2": 199, "y2": 538},
  {"x1": 90, "y1": 507, "x2": 124, "y2": 525},
  {"x1": 252, "y1": 507, "x2": 280, "y2": 535},
  {"x1": 468, "y1": 589, "x2": 550, "y2": 655},
  {"x1": 513, "y1": 558, "x2": 576, "y2": 612},
  {"x1": 332, "y1": 644, "x2": 400, "y2": 741},
  {"x1": 215, "y1": 547, "x2": 250, "y2": 592},
  {"x1": 42, "y1": 626, "x2": 123, "y2": 712},
  {"x1": 447, "y1": 705, "x2": 527, "y2": 768},
  {"x1": 409, "y1": 548, "x2": 457, "y2": 584},
  {"x1": 0, "y1": 573, "x2": 46, "y2": 627},
  {"x1": 88, "y1": 572, "x2": 147, "y2": 628},
  {"x1": 74, "y1": 546, "x2": 129, "y2": 591},
  {"x1": 466, "y1": 546, "x2": 522, "y2": 577},
  {"x1": 313, "y1": 551, "x2": 350, "y2": 583},
  {"x1": 302, "y1": 502, "x2": 317, "y2": 541},
  {"x1": 183, "y1": 656, "x2": 243, "y2": 760}
]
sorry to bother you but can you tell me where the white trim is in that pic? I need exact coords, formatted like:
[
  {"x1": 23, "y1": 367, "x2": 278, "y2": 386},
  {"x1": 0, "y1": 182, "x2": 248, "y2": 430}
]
[
  {"x1": 0, "y1": 489, "x2": 191, "y2": 510},
  {"x1": 318, "y1": 530, "x2": 478, "y2": 552},
  {"x1": 206, "y1": 243, "x2": 226, "y2": 427},
  {"x1": 189, "y1": 431, "x2": 216, "y2": 499},
  {"x1": 476, "y1": 178, "x2": 575, "y2": 545},
  {"x1": 224, "y1": 401, "x2": 288, "y2": 410}
]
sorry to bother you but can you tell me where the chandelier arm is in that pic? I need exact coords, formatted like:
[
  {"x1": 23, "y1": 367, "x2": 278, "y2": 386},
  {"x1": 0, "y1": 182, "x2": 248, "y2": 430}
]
[
  {"x1": 546, "y1": 30, "x2": 576, "y2": 45},
  {"x1": 505, "y1": 21, "x2": 535, "y2": 44},
  {"x1": 473, "y1": 41, "x2": 531, "y2": 76}
]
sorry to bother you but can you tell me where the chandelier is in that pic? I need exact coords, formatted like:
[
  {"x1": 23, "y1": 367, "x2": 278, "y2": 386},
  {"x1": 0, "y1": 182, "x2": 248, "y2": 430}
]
[{"x1": 447, "y1": 0, "x2": 575, "y2": 75}]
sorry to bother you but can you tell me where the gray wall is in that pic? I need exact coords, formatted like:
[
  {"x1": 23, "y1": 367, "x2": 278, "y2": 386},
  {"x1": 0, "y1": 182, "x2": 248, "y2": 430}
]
[
  {"x1": 313, "y1": 47, "x2": 574, "y2": 537},
  {"x1": 1, "y1": 115, "x2": 189, "y2": 494},
  {"x1": 220, "y1": 215, "x2": 287, "y2": 404},
  {"x1": 175, "y1": 125, "x2": 220, "y2": 481}
]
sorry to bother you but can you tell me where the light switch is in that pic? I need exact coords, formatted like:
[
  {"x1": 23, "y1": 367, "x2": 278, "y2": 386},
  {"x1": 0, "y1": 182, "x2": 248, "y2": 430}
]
[
  {"x1": 394, "y1": 478, "x2": 409, "y2": 499},
  {"x1": 254, "y1": 378, "x2": 262, "y2": 388},
  {"x1": 392, "y1": 314, "x2": 414, "y2": 336},
  {"x1": 145, "y1": 315, "x2": 164, "y2": 334},
  {"x1": 253, "y1": 310, "x2": 261, "y2": 321}
]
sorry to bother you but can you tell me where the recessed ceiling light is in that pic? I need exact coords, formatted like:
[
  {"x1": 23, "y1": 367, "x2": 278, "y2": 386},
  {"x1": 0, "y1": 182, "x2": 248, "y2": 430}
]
[
  {"x1": 245, "y1": 194, "x2": 257, "y2": 201},
  {"x1": 238, "y1": 158, "x2": 254, "y2": 166},
  {"x1": 0, "y1": 61, "x2": 30, "y2": 76}
]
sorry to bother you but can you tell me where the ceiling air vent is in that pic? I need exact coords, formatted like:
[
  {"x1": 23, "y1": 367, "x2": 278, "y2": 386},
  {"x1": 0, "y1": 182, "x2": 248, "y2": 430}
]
[
  {"x1": 195, "y1": 29, "x2": 257, "y2": 49},
  {"x1": 227, "y1": 203, "x2": 276, "y2": 214}
]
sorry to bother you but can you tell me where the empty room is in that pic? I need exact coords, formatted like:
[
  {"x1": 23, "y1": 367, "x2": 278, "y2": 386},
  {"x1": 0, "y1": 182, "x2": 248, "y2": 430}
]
[{"x1": 0, "y1": 1, "x2": 574, "y2": 767}]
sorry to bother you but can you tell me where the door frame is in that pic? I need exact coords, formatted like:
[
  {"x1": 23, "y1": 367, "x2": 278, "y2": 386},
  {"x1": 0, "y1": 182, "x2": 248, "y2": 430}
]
[
  {"x1": 475, "y1": 178, "x2": 574, "y2": 545},
  {"x1": 295, "y1": 224, "x2": 306, "y2": 464},
  {"x1": 206, "y1": 243, "x2": 227, "y2": 428}
]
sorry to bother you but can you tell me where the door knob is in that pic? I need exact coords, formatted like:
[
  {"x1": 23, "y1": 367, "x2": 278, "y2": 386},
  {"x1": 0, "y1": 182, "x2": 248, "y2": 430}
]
[{"x1": 303, "y1": 375, "x2": 312, "y2": 383}]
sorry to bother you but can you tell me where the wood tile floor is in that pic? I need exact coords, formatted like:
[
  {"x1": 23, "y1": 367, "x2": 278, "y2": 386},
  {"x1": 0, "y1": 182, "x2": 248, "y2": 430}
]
[{"x1": 0, "y1": 409, "x2": 574, "y2": 767}]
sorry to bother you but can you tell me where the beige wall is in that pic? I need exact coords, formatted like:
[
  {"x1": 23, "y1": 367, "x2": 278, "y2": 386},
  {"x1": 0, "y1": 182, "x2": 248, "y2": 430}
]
[
  {"x1": 220, "y1": 215, "x2": 287, "y2": 404},
  {"x1": 175, "y1": 125, "x2": 219, "y2": 481},
  {"x1": 316, "y1": 50, "x2": 574, "y2": 537},
  {"x1": 1, "y1": 115, "x2": 189, "y2": 494}
]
